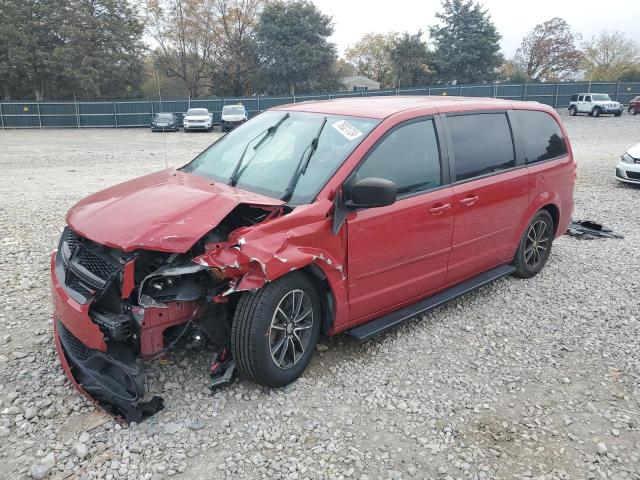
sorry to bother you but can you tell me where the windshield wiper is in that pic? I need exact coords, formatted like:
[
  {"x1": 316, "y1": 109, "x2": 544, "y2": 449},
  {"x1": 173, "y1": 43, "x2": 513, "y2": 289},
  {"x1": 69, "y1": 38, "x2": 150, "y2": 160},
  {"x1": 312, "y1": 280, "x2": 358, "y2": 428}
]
[
  {"x1": 228, "y1": 112, "x2": 289, "y2": 186},
  {"x1": 280, "y1": 116, "x2": 327, "y2": 202}
]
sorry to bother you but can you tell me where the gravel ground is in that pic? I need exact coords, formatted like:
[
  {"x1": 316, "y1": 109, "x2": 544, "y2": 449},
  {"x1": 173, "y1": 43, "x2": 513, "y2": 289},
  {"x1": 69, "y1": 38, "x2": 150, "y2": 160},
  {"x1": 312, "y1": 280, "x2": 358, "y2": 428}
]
[{"x1": 0, "y1": 112, "x2": 639, "y2": 480}]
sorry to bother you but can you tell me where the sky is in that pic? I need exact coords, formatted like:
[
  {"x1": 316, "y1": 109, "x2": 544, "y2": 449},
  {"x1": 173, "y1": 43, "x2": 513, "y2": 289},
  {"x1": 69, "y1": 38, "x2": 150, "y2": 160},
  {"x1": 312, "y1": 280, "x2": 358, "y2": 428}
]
[{"x1": 313, "y1": 0, "x2": 640, "y2": 57}]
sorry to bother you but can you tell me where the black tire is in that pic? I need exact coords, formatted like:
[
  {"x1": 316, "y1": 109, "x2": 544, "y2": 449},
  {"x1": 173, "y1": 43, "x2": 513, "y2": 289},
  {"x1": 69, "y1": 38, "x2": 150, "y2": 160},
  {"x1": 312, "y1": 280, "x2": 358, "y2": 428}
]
[
  {"x1": 592, "y1": 107, "x2": 601, "y2": 117},
  {"x1": 231, "y1": 271, "x2": 321, "y2": 388},
  {"x1": 569, "y1": 106, "x2": 577, "y2": 116},
  {"x1": 615, "y1": 112, "x2": 622, "y2": 117},
  {"x1": 629, "y1": 107, "x2": 637, "y2": 116},
  {"x1": 513, "y1": 210, "x2": 554, "y2": 279}
]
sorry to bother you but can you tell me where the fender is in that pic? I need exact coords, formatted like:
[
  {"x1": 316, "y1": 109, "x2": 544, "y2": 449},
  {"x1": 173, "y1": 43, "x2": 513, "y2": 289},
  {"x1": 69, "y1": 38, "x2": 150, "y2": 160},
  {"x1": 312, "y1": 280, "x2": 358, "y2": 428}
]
[
  {"x1": 194, "y1": 199, "x2": 350, "y2": 329},
  {"x1": 509, "y1": 190, "x2": 561, "y2": 260}
]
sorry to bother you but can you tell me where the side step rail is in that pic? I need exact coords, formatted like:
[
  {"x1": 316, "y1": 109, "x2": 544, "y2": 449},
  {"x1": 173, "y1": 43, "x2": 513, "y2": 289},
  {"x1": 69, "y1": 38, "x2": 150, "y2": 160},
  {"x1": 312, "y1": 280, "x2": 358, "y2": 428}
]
[{"x1": 346, "y1": 264, "x2": 516, "y2": 341}]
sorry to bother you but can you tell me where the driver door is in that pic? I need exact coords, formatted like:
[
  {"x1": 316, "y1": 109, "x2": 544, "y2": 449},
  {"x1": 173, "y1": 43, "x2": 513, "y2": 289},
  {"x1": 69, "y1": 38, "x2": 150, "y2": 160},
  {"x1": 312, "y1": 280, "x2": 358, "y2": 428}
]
[{"x1": 345, "y1": 118, "x2": 454, "y2": 324}]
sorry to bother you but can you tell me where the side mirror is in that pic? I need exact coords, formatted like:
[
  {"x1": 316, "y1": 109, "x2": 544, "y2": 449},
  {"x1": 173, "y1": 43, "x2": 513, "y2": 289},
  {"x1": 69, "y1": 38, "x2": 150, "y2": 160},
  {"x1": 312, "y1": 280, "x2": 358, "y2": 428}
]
[{"x1": 346, "y1": 177, "x2": 397, "y2": 209}]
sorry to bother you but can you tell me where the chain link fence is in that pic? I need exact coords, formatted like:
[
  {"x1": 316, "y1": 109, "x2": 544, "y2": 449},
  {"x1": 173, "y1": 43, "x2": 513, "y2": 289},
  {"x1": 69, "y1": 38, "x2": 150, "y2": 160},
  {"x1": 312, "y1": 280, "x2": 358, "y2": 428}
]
[{"x1": 1, "y1": 81, "x2": 638, "y2": 129}]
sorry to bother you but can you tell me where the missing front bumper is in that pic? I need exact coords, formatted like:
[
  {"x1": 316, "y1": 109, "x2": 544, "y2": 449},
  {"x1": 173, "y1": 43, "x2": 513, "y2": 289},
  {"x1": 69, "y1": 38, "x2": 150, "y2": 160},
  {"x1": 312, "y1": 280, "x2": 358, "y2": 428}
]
[{"x1": 55, "y1": 319, "x2": 163, "y2": 422}]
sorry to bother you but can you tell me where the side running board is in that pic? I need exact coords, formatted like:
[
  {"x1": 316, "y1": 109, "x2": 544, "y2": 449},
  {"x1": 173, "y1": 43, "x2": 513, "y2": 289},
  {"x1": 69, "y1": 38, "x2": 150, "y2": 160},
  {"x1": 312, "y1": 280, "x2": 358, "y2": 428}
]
[{"x1": 346, "y1": 264, "x2": 516, "y2": 341}]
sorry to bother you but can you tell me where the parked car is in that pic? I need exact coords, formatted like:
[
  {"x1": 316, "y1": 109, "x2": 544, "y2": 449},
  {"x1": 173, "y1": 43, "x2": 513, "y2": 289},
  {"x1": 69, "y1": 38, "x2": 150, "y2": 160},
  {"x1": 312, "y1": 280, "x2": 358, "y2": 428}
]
[
  {"x1": 183, "y1": 108, "x2": 213, "y2": 132},
  {"x1": 51, "y1": 97, "x2": 575, "y2": 420},
  {"x1": 628, "y1": 96, "x2": 640, "y2": 115},
  {"x1": 220, "y1": 104, "x2": 248, "y2": 132},
  {"x1": 150, "y1": 112, "x2": 178, "y2": 132},
  {"x1": 568, "y1": 93, "x2": 623, "y2": 117},
  {"x1": 615, "y1": 142, "x2": 640, "y2": 184}
]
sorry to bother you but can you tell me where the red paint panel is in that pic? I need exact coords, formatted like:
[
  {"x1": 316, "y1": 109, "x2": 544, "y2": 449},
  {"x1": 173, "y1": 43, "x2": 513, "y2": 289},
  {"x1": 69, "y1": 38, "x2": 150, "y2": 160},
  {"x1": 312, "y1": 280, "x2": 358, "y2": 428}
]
[
  {"x1": 50, "y1": 254, "x2": 107, "y2": 352},
  {"x1": 346, "y1": 188, "x2": 455, "y2": 322},
  {"x1": 446, "y1": 170, "x2": 530, "y2": 284},
  {"x1": 121, "y1": 260, "x2": 135, "y2": 299},
  {"x1": 138, "y1": 301, "x2": 199, "y2": 356}
]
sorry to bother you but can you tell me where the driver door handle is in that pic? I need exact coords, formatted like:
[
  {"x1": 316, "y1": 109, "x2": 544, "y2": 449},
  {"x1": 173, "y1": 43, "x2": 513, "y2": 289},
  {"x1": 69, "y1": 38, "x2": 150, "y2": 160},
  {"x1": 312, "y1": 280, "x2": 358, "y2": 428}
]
[
  {"x1": 459, "y1": 195, "x2": 479, "y2": 206},
  {"x1": 428, "y1": 203, "x2": 451, "y2": 215}
]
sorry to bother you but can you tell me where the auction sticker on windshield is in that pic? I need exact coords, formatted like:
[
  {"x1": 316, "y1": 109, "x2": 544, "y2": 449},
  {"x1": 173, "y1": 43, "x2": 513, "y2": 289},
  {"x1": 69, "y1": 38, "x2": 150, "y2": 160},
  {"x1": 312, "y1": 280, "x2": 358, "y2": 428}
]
[{"x1": 331, "y1": 120, "x2": 363, "y2": 141}]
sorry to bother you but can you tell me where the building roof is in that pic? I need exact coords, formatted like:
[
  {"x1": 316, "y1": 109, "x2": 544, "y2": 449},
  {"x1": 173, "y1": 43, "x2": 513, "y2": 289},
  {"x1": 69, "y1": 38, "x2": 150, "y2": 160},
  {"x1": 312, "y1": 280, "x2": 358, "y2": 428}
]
[
  {"x1": 341, "y1": 75, "x2": 381, "y2": 87},
  {"x1": 273, "y1": 96, "x2": 534, "y2": 119}
]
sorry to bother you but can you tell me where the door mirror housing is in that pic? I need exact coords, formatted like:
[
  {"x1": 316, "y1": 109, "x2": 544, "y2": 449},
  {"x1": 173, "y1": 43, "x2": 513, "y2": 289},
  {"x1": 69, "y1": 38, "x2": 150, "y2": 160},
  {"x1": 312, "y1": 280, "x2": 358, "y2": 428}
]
[{"x1": 346, "y1": 177, "x2": 397, "y2": 209}]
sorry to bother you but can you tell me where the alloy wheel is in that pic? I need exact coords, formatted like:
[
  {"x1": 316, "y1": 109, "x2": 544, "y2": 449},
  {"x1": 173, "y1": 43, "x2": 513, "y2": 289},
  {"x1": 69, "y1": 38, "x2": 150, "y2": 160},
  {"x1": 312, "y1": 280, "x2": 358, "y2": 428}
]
[
  {"x1": 524, "y1": 220, "x2": 550, "y2": 268},
  {"x1": 269, "y1": 289, "x2": 314, "y2": 369}
]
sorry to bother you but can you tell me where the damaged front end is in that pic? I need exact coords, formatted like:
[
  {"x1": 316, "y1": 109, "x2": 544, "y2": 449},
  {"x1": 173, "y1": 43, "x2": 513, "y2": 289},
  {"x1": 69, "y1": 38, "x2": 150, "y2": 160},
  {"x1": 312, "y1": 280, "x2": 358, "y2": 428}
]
[{"x1": 51, "y1": 203, "x2": 278, "y2": 422}]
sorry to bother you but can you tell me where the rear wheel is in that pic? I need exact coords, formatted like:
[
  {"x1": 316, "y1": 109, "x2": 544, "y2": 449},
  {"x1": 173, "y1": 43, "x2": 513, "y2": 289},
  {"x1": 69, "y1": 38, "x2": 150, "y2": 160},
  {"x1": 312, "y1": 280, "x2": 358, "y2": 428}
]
[
  {"x1": 231, "y1": 272, "x2": 321, "y2": 388},
  {"x1": 569, "y1": 106, "x2": 577, "y2": 116},
  {"x1": 513, "y1": 210, "x2": 554, "y2": 278},
  {"x1": 630, "y1": 106, "x2": 637, "y2": 116}
]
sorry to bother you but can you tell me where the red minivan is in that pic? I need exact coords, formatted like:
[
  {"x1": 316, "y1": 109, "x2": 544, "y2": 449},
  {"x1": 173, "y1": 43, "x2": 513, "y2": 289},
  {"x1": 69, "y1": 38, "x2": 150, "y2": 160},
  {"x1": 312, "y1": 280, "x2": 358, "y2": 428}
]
[{"x1": 50, "y1": 97, "x2": 575, "y2": 420}]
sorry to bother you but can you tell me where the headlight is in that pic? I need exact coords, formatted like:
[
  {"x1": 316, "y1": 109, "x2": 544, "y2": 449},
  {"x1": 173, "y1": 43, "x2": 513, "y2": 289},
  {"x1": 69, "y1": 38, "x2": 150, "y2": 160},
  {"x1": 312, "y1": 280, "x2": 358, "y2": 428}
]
[{"x1": 621, "y1": 153, "x2": 635, "y2": 164}]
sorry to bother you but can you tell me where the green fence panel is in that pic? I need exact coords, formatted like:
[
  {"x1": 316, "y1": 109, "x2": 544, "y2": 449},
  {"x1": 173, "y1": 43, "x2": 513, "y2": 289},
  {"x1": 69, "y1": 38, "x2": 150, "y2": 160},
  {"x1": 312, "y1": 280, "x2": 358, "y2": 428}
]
[{"x1": 2, "y1": 81, "x2": 638, "y2": 129}]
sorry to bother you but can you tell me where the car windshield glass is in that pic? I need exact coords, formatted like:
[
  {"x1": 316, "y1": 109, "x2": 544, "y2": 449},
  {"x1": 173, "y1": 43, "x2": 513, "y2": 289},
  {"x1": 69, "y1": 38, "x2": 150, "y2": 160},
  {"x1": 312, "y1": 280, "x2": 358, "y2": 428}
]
[
  {"x1": 592, "y1": 94, "x2": 611, "y2": 101},
  {"x1": 223, "y1": 106, "x2": 245, "y2": 115},
  {"x1": 155, "y1": 113, "x2": 173, "y2": 120},
  {"x1": 181, "y1": 111, "x2": 379, "y2": 204},
  {"x1": 186, "y1": 109, "x2": 209, "y2": 116}
]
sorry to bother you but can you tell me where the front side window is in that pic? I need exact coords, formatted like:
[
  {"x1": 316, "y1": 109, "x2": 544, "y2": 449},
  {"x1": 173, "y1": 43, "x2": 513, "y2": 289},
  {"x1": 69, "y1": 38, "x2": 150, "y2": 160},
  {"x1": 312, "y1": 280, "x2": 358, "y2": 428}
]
[
  {"x1": 515, "y1": 110, "x2": 568, "y2": 163},
  {"x1": 182, "y1": 111, "x2": 379, "y2": 204},
  {"x1": 578, "y1": 95, "x2": 584, "y2": 101},
  {"x1": 354, "y1": 119, "x2": 441, "y2": 196},
  {"x1": 584, "y1": 96, "x2": 591, "y2": 102},
  {"x1": 448, "y1": 113, "x2": 515, "y2": 182}
]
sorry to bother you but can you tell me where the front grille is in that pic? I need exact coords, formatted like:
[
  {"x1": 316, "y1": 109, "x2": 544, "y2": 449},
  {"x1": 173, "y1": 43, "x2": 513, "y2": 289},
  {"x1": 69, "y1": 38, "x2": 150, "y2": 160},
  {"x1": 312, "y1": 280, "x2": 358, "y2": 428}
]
[
  {"x1": 65, "y1": 270, "x2": 97, "y2": 298},
  {"x1": 76, "y1": 247, "x2": 118, "y2": 279},
  {"x1": 57, "y1": 227, "x2": 122, "y2": 302},
  {"x1": 57, "y1": 319, "x2": 92, "y2": 362},
  {"x1": 627, "y1": 171, "x2": 640, "y2": 180}
]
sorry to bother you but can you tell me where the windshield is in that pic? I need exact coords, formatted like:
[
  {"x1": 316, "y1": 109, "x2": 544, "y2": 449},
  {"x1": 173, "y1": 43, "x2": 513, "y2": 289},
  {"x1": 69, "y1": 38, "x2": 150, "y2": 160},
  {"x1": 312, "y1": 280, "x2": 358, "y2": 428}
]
[
  {"x1": 223, "y1": 106, "x2": 245, "y2": 115},
  {"x1": 186, "y1": 108, "x2": 209, "y2": 116},
  {"x1": 181, "y1": 111, "x2": 379, "y2": 204},
  {"x1": 154, "y1": 113, "x2": 173, "y2": 120},
  {"x1": 592, "y1": 94, "x2": 611, "y2": 101}
]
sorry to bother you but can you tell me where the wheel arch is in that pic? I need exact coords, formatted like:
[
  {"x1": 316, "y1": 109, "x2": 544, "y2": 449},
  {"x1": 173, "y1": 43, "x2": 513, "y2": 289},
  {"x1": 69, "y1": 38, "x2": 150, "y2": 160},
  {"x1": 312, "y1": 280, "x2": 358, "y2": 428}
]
[{"x1": 510, "y1": 198, "x2": 562, "y2": 260}]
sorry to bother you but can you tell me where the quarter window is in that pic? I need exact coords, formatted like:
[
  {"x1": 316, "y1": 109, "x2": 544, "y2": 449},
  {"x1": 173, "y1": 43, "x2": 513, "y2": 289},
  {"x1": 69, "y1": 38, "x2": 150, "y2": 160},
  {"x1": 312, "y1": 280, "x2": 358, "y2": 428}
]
[
  {"x1": 355, "y1": 120, "x2": 441, "y2": 196},
  {"x1": 448, "y1": 113, "x2": 515, "y2": 182},
  {"x1": 514, "y1": 110, "x2": 568, "y2": 163}
]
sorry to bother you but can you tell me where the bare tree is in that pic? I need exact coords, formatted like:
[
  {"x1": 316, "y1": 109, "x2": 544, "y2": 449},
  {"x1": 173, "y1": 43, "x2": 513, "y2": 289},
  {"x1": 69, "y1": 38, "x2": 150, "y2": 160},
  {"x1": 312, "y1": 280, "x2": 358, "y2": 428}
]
[
  {"x1": 582, "y1": 30, "x2": 640, "y2": 81},
  {"x1": 145, "y1": 0, "x2": 218, "y2": 97},
  {"x1": 513, "y1": 17, "x2": 582, "y2": 81}
]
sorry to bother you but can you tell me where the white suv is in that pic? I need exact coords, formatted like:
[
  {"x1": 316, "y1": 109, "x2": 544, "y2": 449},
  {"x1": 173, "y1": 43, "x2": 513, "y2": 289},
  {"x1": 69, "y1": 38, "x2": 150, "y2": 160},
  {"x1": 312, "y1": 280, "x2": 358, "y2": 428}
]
[
  {"x1": 568, "y1": 93, "x2": 623, "y2": 117},
  {"x1": 183, "y1": 108, "x2": 214, "y2": 132}
]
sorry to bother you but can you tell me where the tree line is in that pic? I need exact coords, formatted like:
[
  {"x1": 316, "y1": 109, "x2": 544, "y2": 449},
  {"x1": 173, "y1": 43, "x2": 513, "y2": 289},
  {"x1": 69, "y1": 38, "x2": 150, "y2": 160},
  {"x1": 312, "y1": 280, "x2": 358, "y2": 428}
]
[{"x1": 0, "y1": 0, "x2": 638, "y2": 101}]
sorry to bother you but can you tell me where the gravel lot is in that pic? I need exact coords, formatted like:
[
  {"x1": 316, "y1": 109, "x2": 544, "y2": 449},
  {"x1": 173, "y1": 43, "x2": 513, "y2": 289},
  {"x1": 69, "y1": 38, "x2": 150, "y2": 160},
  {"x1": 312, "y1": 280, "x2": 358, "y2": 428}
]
[{"x1": 1, "y1": 112, "x2": 639, "y2": 480}]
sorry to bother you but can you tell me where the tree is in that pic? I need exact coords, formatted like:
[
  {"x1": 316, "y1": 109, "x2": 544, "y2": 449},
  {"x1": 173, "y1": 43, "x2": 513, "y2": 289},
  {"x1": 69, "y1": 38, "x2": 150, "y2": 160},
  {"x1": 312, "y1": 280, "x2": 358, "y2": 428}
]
[
  {"x1": 209, "y1": 0, "x2": 265, "y2": 96},
  {"x1": 389, "y1": 32, "x2": 433, "y2": 87},
  {"x1": 146, "y1": 0, "x2": 218, "y2": 97},
  {"x1": 256, "y1": 0, "x2": 338, "y2": 95},
  {"x1": 0, "y1": 0, "x2": 145, "y2": 100},
  {"x1": 582, "y1": 30, "x2": 640, "y2": 81},
  {"x1": 0, "y1": 0, "x2": 68, "y2": 100},
  {"x1": 55, "y1": 0, "x2": 146, "y2": 99},
  {"x1": 344, "y1": 33, "x2": 396, "y2": 88},
  {"x1": 430, "y1": 0, "x2": 502, "y2": 84},
  {"x1": 513, "y1": 18, "x2": 582, "y2": 81}
]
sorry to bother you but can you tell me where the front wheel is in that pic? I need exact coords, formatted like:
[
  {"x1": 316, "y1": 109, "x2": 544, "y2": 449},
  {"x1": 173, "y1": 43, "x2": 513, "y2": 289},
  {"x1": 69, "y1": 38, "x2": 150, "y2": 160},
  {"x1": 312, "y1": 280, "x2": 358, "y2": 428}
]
[
  {"x1": 513, "y1": 210, "x2": 554, "y2": 278},
  {"x1": 569, "y1": 106, "x2": 577, "y2": 116},
  {"x1": 629, "y1": 106, "x2": 637, "y2": 116},
  {"x1": 231, "y1": 272, "x2": 321, "y2": 388},
  {"x1": 592, "y1": 107, "x2": 601, "y2": 117},
  {"x1": 615, "y1": 111, "x2": 622, "y2": 117}
]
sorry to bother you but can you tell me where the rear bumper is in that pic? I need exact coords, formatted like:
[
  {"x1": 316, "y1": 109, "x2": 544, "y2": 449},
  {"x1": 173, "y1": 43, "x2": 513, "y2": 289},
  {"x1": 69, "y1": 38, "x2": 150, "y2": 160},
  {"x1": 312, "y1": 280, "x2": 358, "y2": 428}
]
[{"x1": 51, "y1": 253, "x2": 163, "y2": 422}]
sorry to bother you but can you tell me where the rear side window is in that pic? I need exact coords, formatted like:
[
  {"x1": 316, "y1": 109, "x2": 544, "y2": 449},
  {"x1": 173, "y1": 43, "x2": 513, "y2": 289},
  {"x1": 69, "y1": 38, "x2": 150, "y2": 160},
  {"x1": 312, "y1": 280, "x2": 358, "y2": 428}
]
[
  {"x1": 356, "y1": 119, "x2": 441, "y2": 195},
  {"x1": 447, "y1": 113, "x2": 515, "y2": 182},
  {"x1": 515, "y1": 110, "x2": 568, "y2": 163}
]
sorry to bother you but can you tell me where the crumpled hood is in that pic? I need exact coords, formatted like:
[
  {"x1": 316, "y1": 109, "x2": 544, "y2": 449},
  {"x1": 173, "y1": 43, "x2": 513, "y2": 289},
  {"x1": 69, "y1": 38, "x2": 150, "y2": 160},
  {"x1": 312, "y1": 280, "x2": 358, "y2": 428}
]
[{"x1": 67, "y1": 170, "x2": 283, "y2": 253}]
